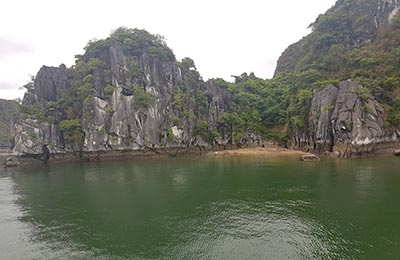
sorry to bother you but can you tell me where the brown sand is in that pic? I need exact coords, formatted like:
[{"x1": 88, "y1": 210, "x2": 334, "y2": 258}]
[{"x1": 209, "y1": 147, "x2": 306, "y2": 157}]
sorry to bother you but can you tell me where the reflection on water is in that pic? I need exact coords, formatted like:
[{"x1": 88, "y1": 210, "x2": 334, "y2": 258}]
[{"x1": 1, "y1": 156, "x2": 400, "y2": 259}]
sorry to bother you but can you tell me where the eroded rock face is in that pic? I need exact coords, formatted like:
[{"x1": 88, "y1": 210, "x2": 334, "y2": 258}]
[
  {"x1": 331, "y1": 80, "x2": 385, "y2": 146},
  {"x1": 30, "y1": 64, "x2": 69, "y2": 102},
  {"x1": 309, "y1": 84, "x2": 338, "y2": 150},
  {"x1": 108, "y1": 44, "x2": 183, "y2": 149},
  {"x1": 13, "y1": 64, "x2": 69, "y2": 156},
  {"x1": 13, "y1": 119, "x2": 62, "y2": 156},
  {"x1": 290, "y1": 80, "x2": 397, "y2": 157},
  {"x1": 82, "y1": 97, "x2": 109, "y2": 151},
  {"x1": 205, "y1": 81, "x2": 232, "y2": 127},
  {"x1": 13, "y1": 41, "x2": 234, "y2": 158}
]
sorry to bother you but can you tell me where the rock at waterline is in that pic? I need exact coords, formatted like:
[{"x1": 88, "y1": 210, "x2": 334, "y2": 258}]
[
  {"x1": 300, "y1": 154, "x2": 321, "y2": 162},
  {"x1": 394, "y1": 150, "x2": 400, "y2": 157},
  {"x1": 3, "y1": 158, "x2": 19, "y2": 168}
]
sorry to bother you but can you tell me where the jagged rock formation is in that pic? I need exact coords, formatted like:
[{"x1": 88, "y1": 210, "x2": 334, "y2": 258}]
[
  {"x1": 12, "y1": 29, "x2": 240, "y2": 160},
  {"x1": 331, "y1": 80, "x2": 385, "y2": 146},
  {"x1": 13, "y1": 119, "x2": 62, "y2": 155},
  {"x1": 12, "y1": 65, "x2": 68, "y2": 156},
  {"x1": 289, "y1": 80, "x2": 399, "y2": 157},
  {"x1": 23, "y1": 65, "x2": 69, "y2": 105},
  {"x1": 308, "y1": 84, "x2": 338, "y2": 151}
]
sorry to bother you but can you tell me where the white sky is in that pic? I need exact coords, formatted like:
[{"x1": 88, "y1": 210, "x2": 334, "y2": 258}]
[{"x1": 0, "y1": 0, "x2": 336, "y2": 100}]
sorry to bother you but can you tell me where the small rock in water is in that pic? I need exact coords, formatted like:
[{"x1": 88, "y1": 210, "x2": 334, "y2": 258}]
[
  {"x1": 301, "y1": 153, "x2": 321, "y2": 162},
  {"x1": 3, "y1": 158, "x2": 19, "y2": 168}
]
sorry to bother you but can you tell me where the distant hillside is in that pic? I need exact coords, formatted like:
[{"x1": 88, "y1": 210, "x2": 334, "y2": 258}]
[
  {"x1": 0, "y1": 99, "x2": 20, "y2": 152},
  {"x1": 275, "y1": 0, "x2": 400, "y2": 76}
]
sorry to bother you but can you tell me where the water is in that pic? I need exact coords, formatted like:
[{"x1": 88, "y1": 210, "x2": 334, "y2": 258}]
[{"x1": 1, "y1": 155, "x2": 400, "y2": 260}]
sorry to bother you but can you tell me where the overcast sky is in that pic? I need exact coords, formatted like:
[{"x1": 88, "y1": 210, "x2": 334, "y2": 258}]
[{"x1": 0, "y1": 0, "x2": 337, "y2": 100}]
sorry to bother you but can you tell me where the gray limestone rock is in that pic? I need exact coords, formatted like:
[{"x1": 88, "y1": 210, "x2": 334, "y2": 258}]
[
  {"x1": 28, "y1": 64, "x2": 69, "y2": 103},
  {"x1": 82, "y1": 97, "x2": 109, "y2": 151},
  {"x1": 13, "y1": 119, "x2": 62, "y2": 156},
  {"x1": 300, "y1": 153, "x2": 321, "y2": 162},
  {"x1": 309, "y1": 84, "x2": 338, "y2": 149},
  {"x1": 290, "y1": 79, "x2": 395, "y2": 157},
  {"x1": 331, "y1": 80, "x2": 385, "y2": 146}
]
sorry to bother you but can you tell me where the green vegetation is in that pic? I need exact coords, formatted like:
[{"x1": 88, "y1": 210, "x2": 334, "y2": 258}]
[
  {"x1": 0, "y1": 99, "x2": 20, "y2": 148},
  {"x1": 218, "y1": 112, "x2": 245, "y2": 144},
  {"x1": 21, "y1": 76, "x2": 35, "y2": 93},
  {"x1": 387, "y1": 97, "x2": 400, "y2": 126},
  {"x1": 21, "y1": 103, "x2": 55, "y2": 124},
  {"x1": 194, "y1": 121, "x2": 219, "y2": 144},
  {"x1": 180, "y1": 57, "x2": 196, "y2": 70},
  {"x1": 133, "y1": 87, "x2": 152, "y2": 109},
  {"x1": 59, "y1": 119, "x2": 84, "y2": 153},
  {"x1": 104, "y1": 85, "x2": 115, "y2": 98}
]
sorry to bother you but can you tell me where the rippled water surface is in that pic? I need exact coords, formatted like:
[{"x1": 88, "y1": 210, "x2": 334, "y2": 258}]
[{"x1": 1, "y1": 156, "x2": 400, "y2": 259}]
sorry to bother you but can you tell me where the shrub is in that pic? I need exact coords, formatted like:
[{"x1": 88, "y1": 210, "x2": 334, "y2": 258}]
[{"x1": 133, "y1": 87, "x2": 152, "y2": 109}]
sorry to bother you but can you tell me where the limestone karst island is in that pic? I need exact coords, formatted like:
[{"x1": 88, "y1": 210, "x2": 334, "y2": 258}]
[{"x1": 1, "y1": 0, "x2": 400, "y2": 259}]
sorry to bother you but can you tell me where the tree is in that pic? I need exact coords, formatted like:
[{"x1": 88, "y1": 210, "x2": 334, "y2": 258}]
[
  {"x1": 59, "y1": 119, "x2": 84, "y2": 156},
  {"x1": 194, "y1": 121, "x2": 219, "y2": 144},
  {"x1": 133, "y1": 87, "x2": 153, "y2": 109},
  {"x1": 219, "y1": 112, "x2": 244, "y2": 144},
  {"x1": 181, "y1": 57, "x2": 196, "y2": 70},
  {"x1": 20, "y1": 75, "x2": 35, "y2": 93}
]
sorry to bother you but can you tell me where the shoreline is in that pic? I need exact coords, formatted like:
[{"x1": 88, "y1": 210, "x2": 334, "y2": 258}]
[
  {"x1": 2, "y1": 145, "x2": 399, "y2": 168},
  {"x1": 209, "y1": 147, "x2": 306, "y2": 157},
  {"x1": 2, "y1": 146, "x2": 305, "y2": 168}
]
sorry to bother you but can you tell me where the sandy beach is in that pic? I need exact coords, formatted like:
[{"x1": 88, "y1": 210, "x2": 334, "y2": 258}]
[{"x1": 210, "y1": 147, "x2": 306, "y2": 157}]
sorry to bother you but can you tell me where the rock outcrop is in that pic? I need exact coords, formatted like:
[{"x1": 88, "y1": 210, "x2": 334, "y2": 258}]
[
  {"x1": 300, "y1": 153, "x2": 321, "y2": 162},
  {"x1": 13, "y1": 119, "x2": 62, "y2": 156},
  {"x1": 331, "y1": 80, "x2": 385, "y2": 146},
  {"x1": 289, "y1": 80, "x2": 399, "y2": 157},
  {"x1": 3, "y1": 157, "x2": 19, "y2": 168},
  {"x1": 13, "y1": 65, "x2": 69, "y2": 157},
  {"x1": 23, "y1": 64, "x2": 70, "y2": 105},
  {"x1": 12, "y1": 30, "x2": 237, "y2": 161},
  {"x1": 308, "y1": 84, "x2": 338, "y2": 151}
]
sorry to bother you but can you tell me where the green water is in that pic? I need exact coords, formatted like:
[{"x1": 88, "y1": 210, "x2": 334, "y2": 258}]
[{"x1": 1, "y1": 156, "x2": 400, "y2": 260}]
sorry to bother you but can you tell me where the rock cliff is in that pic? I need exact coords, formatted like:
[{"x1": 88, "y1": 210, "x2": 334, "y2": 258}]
[
  {"x1": 12, "y1": 28, "x2": 237, "y2": 160},
  {"x1": 23, "y1": 64, "x2": 69, "y2": 105},
  {"x1": 289, "y1": 80, "x2": 399, "y2": 157}
]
